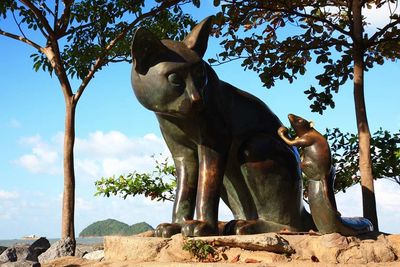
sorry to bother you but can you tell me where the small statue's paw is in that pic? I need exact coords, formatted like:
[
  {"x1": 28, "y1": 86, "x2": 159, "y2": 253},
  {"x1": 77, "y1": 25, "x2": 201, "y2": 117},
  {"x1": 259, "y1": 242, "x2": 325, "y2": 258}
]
[
  {"x1": 277, "y1": 126, "x2": 288, "y2": 137},
  {"x1": 181, "y1": 220, "x2": 218, "y2": 237},
  {"x1": 155, "y1": 223, "x2": 181, "y2": 237}
]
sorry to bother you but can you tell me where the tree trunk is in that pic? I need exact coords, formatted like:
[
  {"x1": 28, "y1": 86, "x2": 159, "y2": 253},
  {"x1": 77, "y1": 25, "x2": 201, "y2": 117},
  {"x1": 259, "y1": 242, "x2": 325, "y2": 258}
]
[
  {"x1": 61, "y1": 96, "x2": 77, "y2": 250},
  {"x1": 352, "y1": 0, "x2": 379, "y2": 231}
]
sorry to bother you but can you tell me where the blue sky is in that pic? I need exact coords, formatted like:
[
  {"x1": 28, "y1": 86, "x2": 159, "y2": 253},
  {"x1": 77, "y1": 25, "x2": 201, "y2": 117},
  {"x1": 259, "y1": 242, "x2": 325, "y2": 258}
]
[{"x1": 0, "y1": 3, "x2": 399, "y2": 239}]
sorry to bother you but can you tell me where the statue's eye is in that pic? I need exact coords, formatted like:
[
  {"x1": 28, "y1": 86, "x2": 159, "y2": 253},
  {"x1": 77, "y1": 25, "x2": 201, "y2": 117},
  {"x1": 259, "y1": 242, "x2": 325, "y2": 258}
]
[
  {"x1": 168, "y1": 73, "x2": 185, "y2": 87},
  {"x1": 192, "y1": 64, "x2": 206, "y2": 88}
]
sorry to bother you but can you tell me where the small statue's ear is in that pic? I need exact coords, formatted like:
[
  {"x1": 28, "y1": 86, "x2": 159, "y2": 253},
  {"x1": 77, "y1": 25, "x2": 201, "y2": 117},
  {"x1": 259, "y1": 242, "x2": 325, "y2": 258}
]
[
  {"x1": 309, "y1": 121, "x2": 315, "y2": 128},
  {"x1": 131, "y1": 27, "x2": 165, "y2": 74},
  {"x1": 183, "y1": 16, "x2": 213, "y2": 58}
]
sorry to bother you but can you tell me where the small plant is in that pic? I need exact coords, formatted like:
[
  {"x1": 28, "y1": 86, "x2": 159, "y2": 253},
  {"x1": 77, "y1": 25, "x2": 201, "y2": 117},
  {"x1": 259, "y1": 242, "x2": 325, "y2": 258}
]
[{"x1": 182, "y1": 239, "x2": 219, "y2": 262}]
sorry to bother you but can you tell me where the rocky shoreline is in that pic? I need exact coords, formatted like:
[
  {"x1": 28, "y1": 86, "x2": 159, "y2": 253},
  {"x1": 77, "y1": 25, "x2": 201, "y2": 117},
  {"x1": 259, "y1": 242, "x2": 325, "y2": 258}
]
[{"x1": 0, "y1": 237, "x2": 104, "y2": 266}]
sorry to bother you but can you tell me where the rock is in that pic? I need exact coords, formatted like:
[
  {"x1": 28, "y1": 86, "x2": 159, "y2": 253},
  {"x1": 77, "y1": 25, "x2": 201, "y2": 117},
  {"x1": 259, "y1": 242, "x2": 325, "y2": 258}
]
[
  {"x1": 387, "y1": 234, "x2": 400, "y2": 257},
  {"x1": 0, "y1": 246, "x2": 18, "y2": 262},
  {"x1": 337, "y1": 234, "x2": 396, "y2": 264},
  {"x1": 194, "y1": 233, "x2": 295, "y2": 254},
  {"x1": 75, "y1": 243, "x2": 103, "y2": 258},
  {"x1": 0, "y1": 260, "x2": 40, "y2": 267},
  {"x1": 27, "y1": 237, "x2": 50, "y2": 261},
  {"x1": 83, "y1": 250, "x2": 104, "y2": 261},
  {"x1": 0, "y1": 237, "x2": 50, "y2": 264},
  {"x1": 284, "y1": 233, "x2": 397, "y2": 264},
  {"x1": 38, "y1": 237, "x2": 75, "y2": 263},
  {"x1": 104, "y1": 236, "x2": 170, "y2": 262},
  {"x1": 40, "y1": 256, "x2": 92, "y2": 267},
  {"x1": 0, "y1": 246, "x2": 7, "y2": 255},
  {"x1": 221, "y1": 247, "x2": 288, "y2": 264},
  {"x1": 29, "y1": 237, "x2": 50, "y2": 255},
  {"x1": 155, "y1": 234, "x2": 192, "y2": 262},
  {"x1": 102, "y1": 233, "x2": 400, "y2": 265},
  {"x1": 135, "y1": 230, "x2": 155, "y2": 237},
  {"x1": 320, "y1": 232, "x2": 349, "y2": 248},
  {"x1": 0, "y1": 245, "x2": 30, "y2": 262}
]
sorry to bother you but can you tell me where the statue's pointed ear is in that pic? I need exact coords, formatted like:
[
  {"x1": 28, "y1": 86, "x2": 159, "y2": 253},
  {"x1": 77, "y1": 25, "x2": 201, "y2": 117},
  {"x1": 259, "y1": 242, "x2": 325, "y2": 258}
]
[
  {"x1": 131, "y1": 27, "x2": 165, "y2": 74},
  {"x1": 183, "y1": 16, "x2": 213, "y2": 58}
]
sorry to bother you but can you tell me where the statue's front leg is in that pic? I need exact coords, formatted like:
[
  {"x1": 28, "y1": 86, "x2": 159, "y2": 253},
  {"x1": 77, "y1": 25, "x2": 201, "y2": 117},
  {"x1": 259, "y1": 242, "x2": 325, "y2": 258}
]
[
  {"x1": 154, "y1": 137, "x2": 199, "y2": 237},
  {"x1": 182, "y1": 145, "x2": 226, "y2": 237}
]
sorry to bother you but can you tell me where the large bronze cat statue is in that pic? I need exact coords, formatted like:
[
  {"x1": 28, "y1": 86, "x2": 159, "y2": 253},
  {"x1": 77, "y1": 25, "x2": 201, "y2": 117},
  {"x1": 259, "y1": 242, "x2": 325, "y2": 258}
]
[{"x1": 130, "y1": 17, "x2": 315, "y2": 237}]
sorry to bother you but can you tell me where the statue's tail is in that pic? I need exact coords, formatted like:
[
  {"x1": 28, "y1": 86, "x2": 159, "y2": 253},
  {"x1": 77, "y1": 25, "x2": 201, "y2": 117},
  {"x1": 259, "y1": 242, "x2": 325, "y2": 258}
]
[{"x1": 308, "y1": 167, "x2": 373, "y2": 236}]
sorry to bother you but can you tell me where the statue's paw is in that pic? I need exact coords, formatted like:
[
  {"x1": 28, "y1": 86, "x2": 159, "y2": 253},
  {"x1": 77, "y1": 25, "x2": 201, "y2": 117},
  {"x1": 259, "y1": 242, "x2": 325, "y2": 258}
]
[
  {"x1": 155, "y1": 223, "x2": 181, "y2": 237},
  {"x1": 223, "y1": 219, "x2": 259, "y2": 235},
  {"x1": 218, "y1": 221, "x2": 228, "y2": 235},
  {"x1": 181, "y1": 220, "x2": 218, "y2": 237}
]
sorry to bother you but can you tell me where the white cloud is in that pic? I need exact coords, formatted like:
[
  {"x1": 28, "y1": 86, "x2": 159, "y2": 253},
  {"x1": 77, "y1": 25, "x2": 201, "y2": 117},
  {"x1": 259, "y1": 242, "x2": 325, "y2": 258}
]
[
  {"x1": 375, "y1": 180, "x2": 400, "y2": 212},
  {"x1": 76, "y1": 197, "x2": 94, "y2": 211},
  {"x1": 75, "y1": 131, "x2": 167, "y2": 159},
  {"x1": 0, "y1": 190, "x2": 19, "y2": 200},
  {"x1": 14, "y1": 131, "x2": 169, "y2": 182},
  {"x1": 335, "y1": 179, "x2": 400, "y2": 234},
  {"x1": 74, "y1": 131, "x2": 169, "y2": 181},
  {"x1": 75, "y1": 159, "x2": 100, "y2": 180},
  {"x1": 9, "y1": 118, "x2": 22, "y2": 128},
  {"x1": 14, "y1": 135, "x2": 60, "y2": 175},
  {"x1": 363, "y1": 2, "x2": 400, "y2": 31}
]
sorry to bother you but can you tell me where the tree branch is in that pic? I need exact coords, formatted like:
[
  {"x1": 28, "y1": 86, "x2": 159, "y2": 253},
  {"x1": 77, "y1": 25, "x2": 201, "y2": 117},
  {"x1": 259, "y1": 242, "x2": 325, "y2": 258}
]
[
  {"x1": 368, "y1": 36, "x2": 400, "y2": 46},
  {"x1": 11, "y1": 10, "x2": 27, "y2": 39},
  {"x1": 56, "y1": 0, "x2": 73, "y2": 37},
  {"x1": 40, "y1": 2, "x2": 56, "y2": 18},
  {"x1": 60, "y1": 21, "x2": 98, "y2": 38},
  {"x1": 0, "y1": 29, "x2": 43, "y2": 51},
  {"x1": 224, "y1": 1, "x2": 351, "y2": 36},
  {"x1": 282, "y1": 6, "x2": 351, "y2": 36},
  {"x1": 367, "y1": 18, "x2": 400, "y2": 46},
  {"x1": 73, "y1": 0, "x2": 184, "y2": 102},
  {"x1": 19, "y1": 0, "x2": 54, "y2": 36},
  {"x1": 54, "y1": 0, "x2": 59, "y2": 29}
]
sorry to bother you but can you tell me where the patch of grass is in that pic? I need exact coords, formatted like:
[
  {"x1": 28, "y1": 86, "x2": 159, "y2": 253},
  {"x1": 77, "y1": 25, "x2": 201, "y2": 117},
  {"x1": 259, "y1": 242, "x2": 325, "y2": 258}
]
[{"x1": 182, "y1": 239, "x2": 220, "y2": 262}]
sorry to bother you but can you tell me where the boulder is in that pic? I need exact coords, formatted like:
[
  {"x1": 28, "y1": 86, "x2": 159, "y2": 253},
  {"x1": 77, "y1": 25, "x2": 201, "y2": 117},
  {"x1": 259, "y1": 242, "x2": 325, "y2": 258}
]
[
  {"x1": 38, "y1": 237, "x2": 74, "y2": 263},
  {"x1": 0, "y1": 260, "x2": 40, "y2": 267},
  {"x1": 387, "y1": 234, "x2": 400, "y2": 257},
  {"x1": 30, "y1": 238, "x2": 50, "y2": 254},
  {"x1": 104, "y1": 233, "x2": 400, "y2": 265},
  {"x1": 194, "y1": 233, "x2": 295, "y2": 254},
  {"x1": 0, "y1": 237, "x2": 50, "y2": 264},
  {"x1": 75, "y1": 243, "x2": 103, "y2": 258},
  {"x1": 104, "y1": 236, "x2": 170, "y2": 262},
  {"x1": 0, "y1": 246, "x2": 19, "y2": 262},
  {"x1": 285, "y1": 233, "x2": 397, "y2": 264},
  {"x1": 27, "y1": 237, "x2": 50, "y2": 261},
  {"x1": 135, "y1": 230, "x2": 155, "y2": 237},
  {"x1": 83, "y1": 249, "x2": 104, "y2": 261},
  {"x1": 0, "y1": 244, "x2": 30, "y2": 262},
  {"x1": 0, "y1": 246, "x2": 7, "y2": 254}
]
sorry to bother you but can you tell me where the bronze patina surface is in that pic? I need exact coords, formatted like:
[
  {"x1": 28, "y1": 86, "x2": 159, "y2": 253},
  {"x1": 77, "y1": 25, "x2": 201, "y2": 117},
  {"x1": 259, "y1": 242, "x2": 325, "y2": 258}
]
[{"x1": 130, "y1": 17, "x2": 315, "y2": 237}]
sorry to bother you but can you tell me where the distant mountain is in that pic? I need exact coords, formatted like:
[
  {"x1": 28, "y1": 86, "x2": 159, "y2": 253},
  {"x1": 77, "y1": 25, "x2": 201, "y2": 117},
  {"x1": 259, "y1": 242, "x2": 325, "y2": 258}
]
[{"x1": 79, "y1": 219, "x2": 154, "y2": 237}]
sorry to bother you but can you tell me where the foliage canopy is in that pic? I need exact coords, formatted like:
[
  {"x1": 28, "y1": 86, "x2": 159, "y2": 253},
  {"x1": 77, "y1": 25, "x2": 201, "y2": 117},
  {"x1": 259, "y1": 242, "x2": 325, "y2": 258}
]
[{"x1": 211, "y1": 0, "x2": 400, "y2": 113}]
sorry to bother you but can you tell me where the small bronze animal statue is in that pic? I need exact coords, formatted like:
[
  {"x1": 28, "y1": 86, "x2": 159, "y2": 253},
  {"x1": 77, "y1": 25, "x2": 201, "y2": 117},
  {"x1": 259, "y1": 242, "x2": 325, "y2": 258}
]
[
  {"x1": 131, "y1": 17, "x2": 315, "y2": 237},
  {"x1": 278, "y1": 114, "x2": 373, "y2": 235}
]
